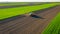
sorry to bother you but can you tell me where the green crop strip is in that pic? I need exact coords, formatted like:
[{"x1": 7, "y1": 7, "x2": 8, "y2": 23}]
[
  {"x1": 0, "y1": 2, "x2": 29, "y2": 6},
  {"x1": 0, "y1": 3, "x2": 59, "y2": 20},
  {"x1": 0, "y1": 2, "x2": 43, "y2": 6},
  {"x1": 42, "y1": 12, "x2": 60, "y2": 34}
]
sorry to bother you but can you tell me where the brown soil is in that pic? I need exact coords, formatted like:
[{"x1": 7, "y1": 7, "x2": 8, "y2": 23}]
[{"x1": 0, "y1": 6, "x2": 60, "y2": 34}]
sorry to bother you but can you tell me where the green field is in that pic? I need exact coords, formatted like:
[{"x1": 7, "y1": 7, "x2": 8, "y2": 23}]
[
  {"x1": 0, "y1": 2, "x2": 44, "y2": 6},
  {"x1": 0, "y1": 3, "x2": 59, "y2": 20},
  {"x1": 42, "y1": 12, "x2": 60, "y2": 34},
  {"x1": 0, "y1": 2, "x2": 30, "y2": 6},
  {"x1": 0, "y1": 2, "x2": 59, "y2": 6}
]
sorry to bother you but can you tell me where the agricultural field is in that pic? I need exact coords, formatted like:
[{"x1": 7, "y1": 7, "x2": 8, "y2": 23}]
[
  {"x1": 0, "y1": 2, "x2": 60, "y2": 34},
  {"x1": 0, "y1": 3, "x2": 59, "y2": 20},
  {"x1": 0, "y1": 2, "x2": 45, "y2": 6},
  {"x1": 0, "y1": 2, "x2": 29, "y2": 6},
  {"x1": 42, "y1": 12, "x2": 60, "y2": 34},
  {"x1": 0, "y1": 2, "x2": 59, "y2": 6}
]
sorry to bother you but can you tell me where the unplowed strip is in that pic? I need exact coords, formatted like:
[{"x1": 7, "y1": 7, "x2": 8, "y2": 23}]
[{"x1": 0, "y1": 6, "x2": 60, "y2": 34}]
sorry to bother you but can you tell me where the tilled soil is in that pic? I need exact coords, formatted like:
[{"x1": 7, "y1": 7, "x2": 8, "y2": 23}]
[{"x1": 0, "y1": 6, "x2": 60, "y2": 34}]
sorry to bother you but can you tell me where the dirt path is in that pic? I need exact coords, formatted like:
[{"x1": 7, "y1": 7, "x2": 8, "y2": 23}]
[{"x1": 0, "y1": 6, "x2": 60, "y2": 34}]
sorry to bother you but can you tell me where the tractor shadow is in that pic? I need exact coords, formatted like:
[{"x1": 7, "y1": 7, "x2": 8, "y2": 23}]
[{"x1": 30, "y1": 14, "x2": 45, "y2": 19}]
